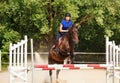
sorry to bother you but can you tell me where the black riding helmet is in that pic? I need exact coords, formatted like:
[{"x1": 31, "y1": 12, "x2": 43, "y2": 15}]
[{"x1": 65, "y1": 13, "x2": 71, "y2": 17}]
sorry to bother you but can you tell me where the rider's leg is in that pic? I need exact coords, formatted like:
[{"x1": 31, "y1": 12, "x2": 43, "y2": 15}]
[
  {"x1": 52, "y1": 33, "x2": 61, "y2": 53},
  {"x1": 53, "y1": 33, "x2": 61, "y2": 49}
]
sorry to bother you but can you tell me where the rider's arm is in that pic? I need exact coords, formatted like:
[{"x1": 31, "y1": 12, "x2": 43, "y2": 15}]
[{"x1": 59, "y1": 23, "x2": 68, "y2": 32}]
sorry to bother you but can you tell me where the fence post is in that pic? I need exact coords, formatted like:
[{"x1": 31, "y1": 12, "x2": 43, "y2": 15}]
[
  {"x1": 31, "y1": 39, "x2": 34, "y2": 83},
  {"x1": 0, "y1": 50, "x2": 1, "y2": 71},
  {"x1": 106, "y1": 37, "x2": 109, "y2": 83}
]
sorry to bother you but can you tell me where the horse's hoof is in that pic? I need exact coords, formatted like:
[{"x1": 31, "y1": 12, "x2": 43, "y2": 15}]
[
  {"x1": 52, "y1": 79, "x2": 58, "y2": 83},
  {"x1": 56, "y1": 79, "x2": 67, "y2": 83}
]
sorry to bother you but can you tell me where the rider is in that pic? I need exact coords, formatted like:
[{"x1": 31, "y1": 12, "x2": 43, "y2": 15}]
[{"x1": 53, "y1": 13, "x2": 73, "y2": 52}]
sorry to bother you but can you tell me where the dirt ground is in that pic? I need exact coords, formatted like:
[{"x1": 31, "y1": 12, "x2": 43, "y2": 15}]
[
  {"x1": 0, "y1": 71, "x2": 9, "y2": 83},
  {"x1": 29, "y1": 69, "x2": 107, "y2": 83},
  {"x1": 0, "y1": 69, "x2": 117, "y2": 83}
]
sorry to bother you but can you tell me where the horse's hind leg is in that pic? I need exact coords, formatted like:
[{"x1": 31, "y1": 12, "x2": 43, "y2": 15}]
[
  {"x1": 49, "y1": 70, "x2": 52, "y2": 82},
  {"x1": 54, "y1": 69, "x2": 60, "y2": 83},
  {"x1": 56, "y1": 69, "x2": 60, "y2": 79}
]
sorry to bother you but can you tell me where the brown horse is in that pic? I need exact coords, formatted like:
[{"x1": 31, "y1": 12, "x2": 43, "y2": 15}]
[{"x1": 48, "y1": 24, "x2": 79, "y2": 82}]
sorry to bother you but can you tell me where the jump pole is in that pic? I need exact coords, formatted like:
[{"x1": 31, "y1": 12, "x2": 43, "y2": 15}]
[
  {"x1": 34, "y1": 64, "x2": 107, "y2": 70},
  {"x1": 31, "y1": 39, "x2": 34, "y2": 83},
  {"x1": 106, "y1": 37, "x2": 112, "y2": 83}
]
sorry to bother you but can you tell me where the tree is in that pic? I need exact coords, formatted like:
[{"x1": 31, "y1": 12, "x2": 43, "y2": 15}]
[
  {"x1": 0, "y1": 0, "x2": 120, "y2": 64},
  {"x1": 74, "y1": 0, "x2": 120, "y2": 52},
  {"x1": 0, "y1": 0, "x2": 120, "y2": 53}
]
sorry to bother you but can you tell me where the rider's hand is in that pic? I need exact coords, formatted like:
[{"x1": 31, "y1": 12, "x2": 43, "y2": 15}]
[{"x1": 66, "y1": 30, "x2": 69, "y2": 32}]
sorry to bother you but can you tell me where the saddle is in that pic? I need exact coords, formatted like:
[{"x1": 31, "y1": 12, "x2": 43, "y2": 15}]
[{"x1": 52, "y1": 36, "x2": 69, "y2": 55}]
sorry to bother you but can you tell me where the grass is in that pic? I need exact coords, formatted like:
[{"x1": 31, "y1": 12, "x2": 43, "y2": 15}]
[{"x1": 0, "y1": 64, "x2": 8, "y2": 72}]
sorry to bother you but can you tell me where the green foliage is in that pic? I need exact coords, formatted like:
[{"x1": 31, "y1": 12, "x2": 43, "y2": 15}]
[
  {"x1": 74, "y1": 0, "x2": 120, "y2": 52},
  {"x1": 0, "y1": 24, "x2": 21, "y2": 62},
  {"x1": 2, "y1": 29, "x2": 20, "y2": 51},
  {"x1": 0, "y1": 0, "x2": 120, "y2": 61}
]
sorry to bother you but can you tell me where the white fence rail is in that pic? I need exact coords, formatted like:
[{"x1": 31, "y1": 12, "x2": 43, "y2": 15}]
[
  {"x1": 106, "y1": 37, "x2": 120, "y2": 83},
  {"x1": 9, "y1": 35, "x2": 28, "y2": 83}
]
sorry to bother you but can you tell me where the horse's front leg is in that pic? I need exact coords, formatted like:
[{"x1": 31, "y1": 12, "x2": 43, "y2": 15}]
[
  {"x1": 69, "y1": 51, "x2": 74, "y2": 64},
  {"x1": 66, "y1": 56, "x2": 71, "y2": 64}
]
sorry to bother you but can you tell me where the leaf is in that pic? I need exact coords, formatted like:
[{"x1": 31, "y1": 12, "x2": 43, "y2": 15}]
[{"x1": 95, "y1": 17, "x2": 104, "y2": 26}]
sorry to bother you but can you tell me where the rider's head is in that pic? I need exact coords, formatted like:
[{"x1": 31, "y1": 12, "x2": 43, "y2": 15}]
[{"x1": 65, "y1": 13, "x2": 71, "y2": 21}]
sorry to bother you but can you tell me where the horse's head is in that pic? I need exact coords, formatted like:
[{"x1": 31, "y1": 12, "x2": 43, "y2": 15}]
[{"x1": 68, "y1": 24, "x2": 79, "y2": 44}]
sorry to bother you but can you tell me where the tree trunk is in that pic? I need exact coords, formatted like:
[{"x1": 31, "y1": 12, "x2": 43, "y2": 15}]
[{"x1": 48, "y1": 0, "x2": 55, "y2": 46}]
